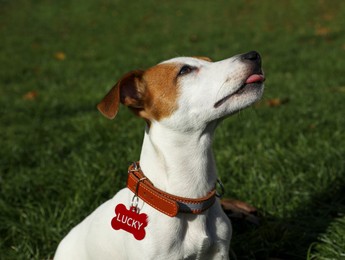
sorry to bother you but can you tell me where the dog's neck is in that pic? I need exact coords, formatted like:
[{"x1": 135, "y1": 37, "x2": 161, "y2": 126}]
[{"x1": 139, "y1": 122, "x2": 218, "y2": 198}]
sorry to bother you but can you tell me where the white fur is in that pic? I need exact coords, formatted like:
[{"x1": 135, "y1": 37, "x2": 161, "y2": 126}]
[{"x1": 55, "y1": 53, "x2": 264, "y2": 260}]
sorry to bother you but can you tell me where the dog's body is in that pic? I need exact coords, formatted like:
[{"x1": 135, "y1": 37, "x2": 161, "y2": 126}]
[{"x1": 55, "y1": 51, "x2": 264, "y2": 260}]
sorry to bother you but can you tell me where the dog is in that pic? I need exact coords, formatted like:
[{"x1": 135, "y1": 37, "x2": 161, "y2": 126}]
[{"x1": 54, "y1": 51, "x2": 265, "y2": 260}]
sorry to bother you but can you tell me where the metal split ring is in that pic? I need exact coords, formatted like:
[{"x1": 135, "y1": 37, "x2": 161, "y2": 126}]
[
  {"x1": 130, "y1": 177, "x2": 147, "y2": 210},
  {"x1": 216, "y1": 178, "x2": 225, "y2": 198}
]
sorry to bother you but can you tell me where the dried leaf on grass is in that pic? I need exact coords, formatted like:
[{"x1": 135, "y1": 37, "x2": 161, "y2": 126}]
[
  {"x1": 266, "y1": 98, "x2": 290, "y2": 107},
  {"x1": 309, "y1": 124, "x2": 317, "y2": 130},
  {"x1": 329, "y1": 86, "x2": 345, "y2": 93},
  {"x1": 54, "y1": 51, "x2": 66, "y2": 61},
  {"x1": 315, "y1": 26, "x2": 331, "y2": 36},
  {"x1": 23, "y1": 90, "x2": 38, "y2": 100},
  {"x1": 323, "y1": 13, "x2": 335, "y2": 21},
  {"x1": 221, "y1": 198, "x2": 257, "y2": 213},
  {"x1": 221, "y1": 198, "x2": 260, "y2": 225},
  {"x1": 255, "y1": 98, "x2": 290, "y2": 108}
]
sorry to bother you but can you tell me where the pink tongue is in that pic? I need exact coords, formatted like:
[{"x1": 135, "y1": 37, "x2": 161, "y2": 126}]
[{"x1": 245, "y1": 74, "x2": 265, "y2": 84}]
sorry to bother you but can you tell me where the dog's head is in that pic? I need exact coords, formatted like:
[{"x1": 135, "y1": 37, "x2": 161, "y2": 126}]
[{"x1": 98, "y1": 51, "x2": 264, "y2": 131}]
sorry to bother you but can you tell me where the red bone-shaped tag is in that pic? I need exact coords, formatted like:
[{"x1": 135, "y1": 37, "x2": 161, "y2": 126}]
[{"x1": 111, "y1": 204, "x2": 148, "y2": 240}]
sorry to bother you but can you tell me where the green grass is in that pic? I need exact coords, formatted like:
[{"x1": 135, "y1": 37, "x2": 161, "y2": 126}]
[{"x1": 1, "y1": 0, "x2": 345, "y2": 259}]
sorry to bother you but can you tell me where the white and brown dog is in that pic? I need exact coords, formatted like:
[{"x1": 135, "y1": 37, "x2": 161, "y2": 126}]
[{"x1": 55, "y1": 51, "x2": 265, "y2": 259}]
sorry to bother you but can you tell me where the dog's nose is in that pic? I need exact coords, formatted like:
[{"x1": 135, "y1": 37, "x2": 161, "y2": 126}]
[{"x1": 241, "y1": 51, "x2": 261, "y2": 66}]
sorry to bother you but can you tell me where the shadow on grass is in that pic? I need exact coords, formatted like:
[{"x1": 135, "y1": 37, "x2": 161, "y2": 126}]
[{"x1": 231, "y1": 176, "x2": 345, "y2": 259}]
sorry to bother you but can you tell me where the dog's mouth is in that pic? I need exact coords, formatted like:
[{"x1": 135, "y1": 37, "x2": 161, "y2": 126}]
[{"x1": 214, "y1": 73, "x2": 265, "y2": 108}]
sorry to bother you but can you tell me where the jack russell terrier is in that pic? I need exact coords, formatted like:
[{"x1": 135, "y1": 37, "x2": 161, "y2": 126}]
[{"x1": 55, "y1": 51, "x2": 265, "y2": 259}]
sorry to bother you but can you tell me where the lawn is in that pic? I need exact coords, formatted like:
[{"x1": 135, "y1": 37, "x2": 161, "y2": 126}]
[{"x1": 1, "y1": 0, "x2": 344, "y2": 259}]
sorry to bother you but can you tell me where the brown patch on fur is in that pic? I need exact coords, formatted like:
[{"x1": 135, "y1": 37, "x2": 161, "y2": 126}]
[
  {"x1": 97, "y1": 70, "x2": 144, "y2": 119},
  {"x1": 97, "y1": 64, "x2": 180, "y2": 122},
  {"x1": 141, "y1": 64, "x2": 180, "y2": 120}
]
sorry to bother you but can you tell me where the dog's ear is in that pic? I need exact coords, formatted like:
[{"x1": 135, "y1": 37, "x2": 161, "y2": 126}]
[
  {"x1": 97, "y1": 70, "x2": 145, "y2": 119},
  {"x1": 194, "y1": 56, "x2": 213, "y2": 62}
]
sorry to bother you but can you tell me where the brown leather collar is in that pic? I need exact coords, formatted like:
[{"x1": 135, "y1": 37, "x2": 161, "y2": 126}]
[{"x1": 126, "y1": 162, "x2": 217, "y2": 217}]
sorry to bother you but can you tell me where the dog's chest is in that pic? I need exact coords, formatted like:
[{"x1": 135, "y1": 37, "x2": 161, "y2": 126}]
[
  {"x1": 184, "y1": 235, "x2": 213, "y2": 259},
  {"x1": 183, "y1": 218, "x2": 215, "y2": 258},
  {"x1": 149, "y1": 215, "x2": 216, "y2": 259}
]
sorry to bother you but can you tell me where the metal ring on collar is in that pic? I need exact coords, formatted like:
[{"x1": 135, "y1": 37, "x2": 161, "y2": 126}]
[{"x1": 216, "y1": 179, "x2": 225, "y2": 198}]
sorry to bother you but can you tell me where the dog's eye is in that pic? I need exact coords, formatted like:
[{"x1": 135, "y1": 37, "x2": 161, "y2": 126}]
[{"x1": 178, "y1": 65, "x2": 194, "y2": 76}]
